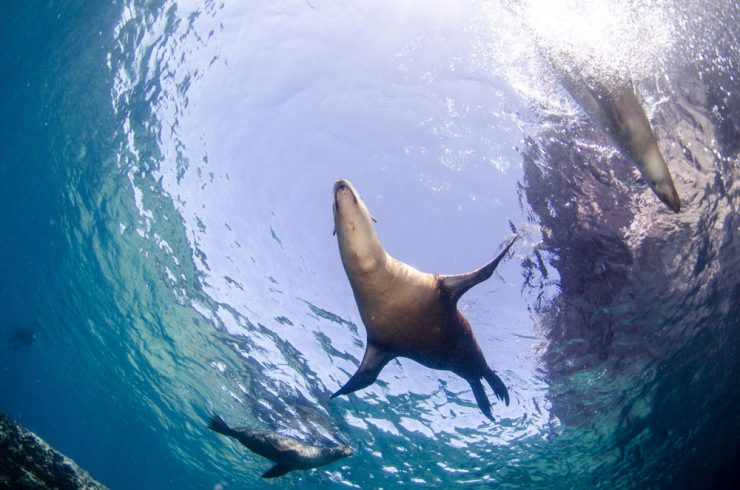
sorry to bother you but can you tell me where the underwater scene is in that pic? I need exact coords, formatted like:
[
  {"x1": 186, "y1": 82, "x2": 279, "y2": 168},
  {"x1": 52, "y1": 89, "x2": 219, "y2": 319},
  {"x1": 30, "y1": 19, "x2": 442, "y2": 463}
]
[{"x1": 0, "y1": 0, "x2": 737, "y2": 488}]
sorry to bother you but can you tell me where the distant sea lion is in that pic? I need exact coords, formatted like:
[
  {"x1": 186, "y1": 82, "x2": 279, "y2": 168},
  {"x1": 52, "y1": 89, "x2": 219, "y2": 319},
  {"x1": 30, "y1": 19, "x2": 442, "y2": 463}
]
[
  {"x1": 6, "y1": 322, "x2": 39, "y2": 348},
  {"x1": 208, "y1": 415, "x2": 352, "y2": 478},
  {"x1": 560, "y1": 73, "x2": 681, "y2": 212},
  {"x1": 330, "y1": 179, "x2": 515, "y2": 419}
]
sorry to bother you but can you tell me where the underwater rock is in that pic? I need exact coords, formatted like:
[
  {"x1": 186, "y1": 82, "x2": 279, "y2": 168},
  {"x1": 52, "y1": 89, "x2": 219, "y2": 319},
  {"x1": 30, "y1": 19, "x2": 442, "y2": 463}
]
[{"x1": 0, "y1": 413, "x2": 107, "y2": 489}]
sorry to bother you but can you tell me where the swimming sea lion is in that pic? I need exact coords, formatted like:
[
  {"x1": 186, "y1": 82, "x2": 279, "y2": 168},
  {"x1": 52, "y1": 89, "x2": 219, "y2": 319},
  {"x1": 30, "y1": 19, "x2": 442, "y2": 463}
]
[
  {"x1": 208, "y1": 415, "x2": 353, "y2": 478},
  {"x1": 560, "y1": 73, "x2": 681, "y2": 212},
  {"x1": 330, "y1": 179, "x2": 515, "y2": 419}
]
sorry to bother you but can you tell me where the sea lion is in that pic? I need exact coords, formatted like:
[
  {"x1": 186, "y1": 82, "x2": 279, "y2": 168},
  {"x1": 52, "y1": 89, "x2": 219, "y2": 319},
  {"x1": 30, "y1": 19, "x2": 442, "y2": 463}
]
[
  {"x1": 6, "y1": 323, "x2": 38, "y2": 348},
  {"x1": 559, "y1": 73, "x2": 681, "y2": 212},
  {"x1": 208, "y1": 414, "x2": 353, "y2": 478},
  {"x1": 330, "y1": 179, "x2": 515, "y2": 419}
]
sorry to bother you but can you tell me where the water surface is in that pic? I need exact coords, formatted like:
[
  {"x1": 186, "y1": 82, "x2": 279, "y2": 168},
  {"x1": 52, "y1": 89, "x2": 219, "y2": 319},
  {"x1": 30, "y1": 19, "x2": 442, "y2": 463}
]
[{"x1": 0, "y1": 1, "x2": 737, "y2": 488}]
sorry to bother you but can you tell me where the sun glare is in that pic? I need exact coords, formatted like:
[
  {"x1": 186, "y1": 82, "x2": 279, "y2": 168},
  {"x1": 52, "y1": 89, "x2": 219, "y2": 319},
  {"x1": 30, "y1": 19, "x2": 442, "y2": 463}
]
[{"x1": 518, "y1": 0, "x2": 677, "y2": 81}]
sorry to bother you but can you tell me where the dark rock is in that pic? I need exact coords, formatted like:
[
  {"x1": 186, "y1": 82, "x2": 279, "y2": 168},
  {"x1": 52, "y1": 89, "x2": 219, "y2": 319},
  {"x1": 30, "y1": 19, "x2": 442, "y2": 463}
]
[{"x1": 0, "y1": 413, "x2": 107, "y2": 489}]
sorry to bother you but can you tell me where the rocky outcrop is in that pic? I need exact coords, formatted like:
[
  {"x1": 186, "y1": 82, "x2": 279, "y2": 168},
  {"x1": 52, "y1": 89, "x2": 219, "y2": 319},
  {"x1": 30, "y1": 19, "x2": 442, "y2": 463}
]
[{"x1": 0, "y1": 413, "x2": 107, "y2": 489}]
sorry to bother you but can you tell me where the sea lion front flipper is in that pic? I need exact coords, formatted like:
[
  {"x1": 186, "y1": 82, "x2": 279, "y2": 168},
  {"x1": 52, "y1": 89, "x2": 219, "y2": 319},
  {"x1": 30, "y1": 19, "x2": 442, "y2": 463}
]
[
  {"x1": 262, "y1": 464, "x2": 292, "y2": 478},
  {"x1": 484, "y1": 368, "x2": 510, "y2": 406},
  {"x1": 330, "y1": 342, "x2": 390, "y2": 398},
  {"x1": 440, "y1": 235, "x2": 518, "y2": 304},
  {"x1": 469, "y1": 378, "x2": 493, "y2": 420}
]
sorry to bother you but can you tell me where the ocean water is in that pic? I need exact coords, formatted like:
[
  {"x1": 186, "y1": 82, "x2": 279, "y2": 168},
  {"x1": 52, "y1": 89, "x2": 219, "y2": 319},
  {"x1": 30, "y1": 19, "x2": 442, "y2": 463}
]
[{"x1": 0, "y1": 1, "x2": 737, "y2": 489}]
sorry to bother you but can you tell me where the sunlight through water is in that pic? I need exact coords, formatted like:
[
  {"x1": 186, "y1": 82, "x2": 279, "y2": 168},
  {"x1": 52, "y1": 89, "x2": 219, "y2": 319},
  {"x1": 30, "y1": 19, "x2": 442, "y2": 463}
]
[{"x1": 0, "y1": 0, "x2": 737, "y2": 488}]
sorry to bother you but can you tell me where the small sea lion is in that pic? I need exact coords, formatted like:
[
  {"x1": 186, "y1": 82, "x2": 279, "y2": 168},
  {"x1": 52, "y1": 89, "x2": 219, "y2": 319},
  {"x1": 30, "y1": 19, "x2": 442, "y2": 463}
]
[
  {"x1": 208, "y1": 414, "x2": 353, "y2": 478},
  {"x1": 6, "y1": 322, "x2": 38, "y2": 348},
  {"x1": 560, "y1": 74, "x2": 681, "y2": 212},
  {"x1": 330, "y1": 179, "x2": 515, "y2": 419}
]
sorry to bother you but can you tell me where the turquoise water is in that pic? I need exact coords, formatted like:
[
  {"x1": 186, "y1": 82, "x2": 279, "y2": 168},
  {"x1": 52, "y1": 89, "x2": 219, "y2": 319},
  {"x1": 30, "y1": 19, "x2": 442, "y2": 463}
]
[{"x1": 1, "y1": 1, "x2": 737, "y2": 489}]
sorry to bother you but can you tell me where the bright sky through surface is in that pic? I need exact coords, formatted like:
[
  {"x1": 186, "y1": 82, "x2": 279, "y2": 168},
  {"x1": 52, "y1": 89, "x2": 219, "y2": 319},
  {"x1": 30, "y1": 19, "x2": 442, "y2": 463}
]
[
  {"x1": 113, "y1": 0, "x2": 555, "y2": 442},
  {"x1": 113, "y1": 0, "x2": 695, "y2": 443}
]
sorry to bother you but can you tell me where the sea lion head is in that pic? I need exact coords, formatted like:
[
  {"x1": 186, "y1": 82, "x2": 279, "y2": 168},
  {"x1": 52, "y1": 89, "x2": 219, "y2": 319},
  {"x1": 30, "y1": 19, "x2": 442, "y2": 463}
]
[
  {"x1": 640, "y1": 148, "x2": 681, "y2": 213},
  {"x1": 333, "y1": 444, "x2": 354, "y2": 458},
  {"x1": 319, "y1": 443, "x2": 354, "y2": 465},
  {"x1": 333, "y1": 179, "x2": 385, "y2": 273}
]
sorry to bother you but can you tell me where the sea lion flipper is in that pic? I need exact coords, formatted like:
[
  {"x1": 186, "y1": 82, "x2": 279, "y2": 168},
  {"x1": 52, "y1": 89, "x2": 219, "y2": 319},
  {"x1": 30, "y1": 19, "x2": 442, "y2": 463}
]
[
  {"x1": 469, "y1": 378, "x2": 493, "y2": 420},
  {"x1": 484, "y1": 368, "x2": 510, "y2": 406},
  {"x1": 262, "y1": 464, "x2": 292, "y2": 478},
  {"x1": 208, "y1": 414, "x2": 235, "y2": 437},
  {"x1": 331, "y1": 343, "x2": 389, "y2": 398},
  {"x1": 440, "y1": 235, "x2": 518, "y2": 303}
]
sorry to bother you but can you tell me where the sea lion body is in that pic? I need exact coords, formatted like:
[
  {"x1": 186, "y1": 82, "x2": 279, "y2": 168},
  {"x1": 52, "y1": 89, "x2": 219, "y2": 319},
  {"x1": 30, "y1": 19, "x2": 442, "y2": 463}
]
[
  {"x1": 331, "y1": 179, "x2": 514, "y2": 419},
  {"x1": 560, "y1": 73, "x2": 681, "y2": 212},
  {"x1": 208, "y1": 415, "x2": 352, "y2": 478},
  {"x1": 349, "y1": 257, "x2": 486, "y2": 374}
]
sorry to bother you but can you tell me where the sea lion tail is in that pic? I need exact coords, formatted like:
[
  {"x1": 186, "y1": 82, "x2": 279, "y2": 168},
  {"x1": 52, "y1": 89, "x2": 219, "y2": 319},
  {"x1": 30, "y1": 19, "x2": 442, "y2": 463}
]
[
  {"x1": 208, "y1": 414, "x2": 235, "y2": 437},
  {"x1": 484, "y1": 368, "x2": 510, "y2": 406}
]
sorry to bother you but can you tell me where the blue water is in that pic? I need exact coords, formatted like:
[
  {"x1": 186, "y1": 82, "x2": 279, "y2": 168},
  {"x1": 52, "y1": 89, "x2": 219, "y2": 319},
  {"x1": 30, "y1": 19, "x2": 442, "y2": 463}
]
[{"x1": 1, "y1": 1, "x2": 737, "y2": 489}]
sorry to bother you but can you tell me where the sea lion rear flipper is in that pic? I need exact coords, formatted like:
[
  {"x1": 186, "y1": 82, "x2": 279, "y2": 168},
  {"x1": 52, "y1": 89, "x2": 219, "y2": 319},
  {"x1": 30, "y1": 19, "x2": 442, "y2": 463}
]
[
  {"x1": 330, "y1": 342, "x2": 389, "y2": 398},
  {"x1": 262, "y1": 464, "x2": 292, "y2": 478},
  {"x1": 440, "y1": 235, "x2": 518, "y2": 303},
  {"x1": 469, "y1": 378, "x2": 493, "y2": 420},
  {"x1": 208, "y1": 414, "x2": 235, "y2": 437},
  {"x1": 484, "y1": 368, "x2": 510, "y2": 406}
]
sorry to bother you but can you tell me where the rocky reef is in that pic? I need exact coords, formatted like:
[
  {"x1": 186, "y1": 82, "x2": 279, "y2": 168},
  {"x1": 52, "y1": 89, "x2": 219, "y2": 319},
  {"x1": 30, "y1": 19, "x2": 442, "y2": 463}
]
[{"x1": 0, "y1": 413, "x2": 106, "y2": 489}]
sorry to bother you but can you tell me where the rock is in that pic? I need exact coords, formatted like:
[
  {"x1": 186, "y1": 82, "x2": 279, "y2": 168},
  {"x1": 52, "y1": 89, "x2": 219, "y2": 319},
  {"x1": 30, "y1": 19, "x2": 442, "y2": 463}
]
[{"x1": 0, "y1": 413, "x2": 107, "y2": 489}]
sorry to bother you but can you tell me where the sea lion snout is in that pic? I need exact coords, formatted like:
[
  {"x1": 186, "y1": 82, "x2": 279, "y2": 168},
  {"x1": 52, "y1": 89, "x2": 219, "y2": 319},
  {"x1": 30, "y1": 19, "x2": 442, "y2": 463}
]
[
  {"x1": 640, "y1": 149, "x2": 681, "y2": 213},
  {"x1": 655, "y1": 185, "x2": 681, "y2": 213},
  {"x1": 334, "y1": 179, "x2": 350, "y2": 193},
  {"x1": 333, "y1": 179, "x2": 359, "y2": 211},
  {"x1": 333, "y1": 179, "x2": 353, "y2": 198},
  {"x1": 653, "y1": 179, "x2": 681, "y2": 213}
]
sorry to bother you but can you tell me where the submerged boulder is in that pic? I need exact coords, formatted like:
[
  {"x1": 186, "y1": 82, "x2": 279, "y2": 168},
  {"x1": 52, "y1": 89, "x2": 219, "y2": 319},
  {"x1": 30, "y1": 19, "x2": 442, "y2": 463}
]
[{"x1": 0, "y1": 413, "x2": 107, "y2": 489}]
